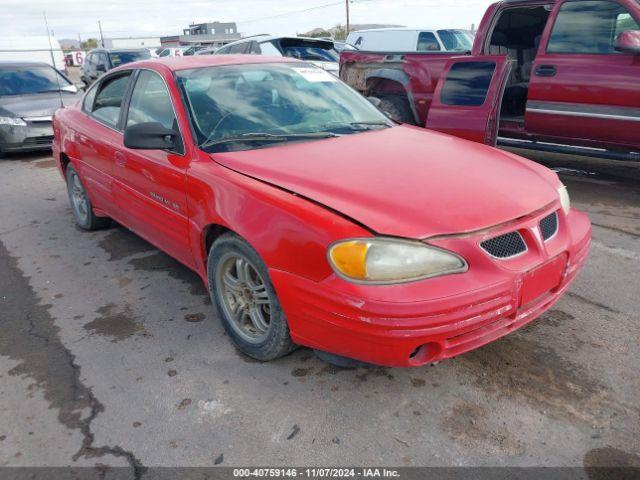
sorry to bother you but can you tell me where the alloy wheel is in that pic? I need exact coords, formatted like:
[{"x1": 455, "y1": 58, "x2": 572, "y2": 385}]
[{"x1": 215, "y1": 252, "x2": 273, "y2": 344}]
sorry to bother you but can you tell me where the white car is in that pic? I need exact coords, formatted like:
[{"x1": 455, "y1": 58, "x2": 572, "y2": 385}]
[
  {"x1": 345, "y1": 28, "x2": 474, "y2": 53},
  {"x1": 0, "y1": 36, "x2": 67, "y2": 72},
  {"x1": 215, "y1": 35, "x2": 339, "y2": 76}
]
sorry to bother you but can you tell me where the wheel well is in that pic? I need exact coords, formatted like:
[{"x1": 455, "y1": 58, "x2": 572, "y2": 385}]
[
  {"x1": 366, "y1": 77, "x2": 407, "y2": 97},
  {"x1": 59, "y1": 152, "x2": 71, "y2": 178},
  {"x1": 203, "y1": 224, "x2": 231, "y2": 258}
]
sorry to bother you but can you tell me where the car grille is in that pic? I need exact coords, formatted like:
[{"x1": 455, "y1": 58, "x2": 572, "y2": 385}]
[
  {"x1": 480, "y1": 231, "x2": 527, "y2": 259},
  {"x1": 23, "y1": 136, "x2": 54, "y2": 146},
  {"x1": 539, "y1": 211, "x2": 558, "y2": 241}
]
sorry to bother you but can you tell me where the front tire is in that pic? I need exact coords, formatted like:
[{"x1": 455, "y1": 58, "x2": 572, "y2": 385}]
[
  {"x1": 377, "y1": 95, "x2": 416, "y2": 125},
  {"x1": 66, "y1": 164, "x2": 111, "y2": 230},
  {"x1": 208, "y1": 233, "x2": 296, "y2": 361}
]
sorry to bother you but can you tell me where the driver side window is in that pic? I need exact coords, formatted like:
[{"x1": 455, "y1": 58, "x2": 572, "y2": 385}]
[
  {"x1": 548, "y1": 0, "x2": 639, "y2": 54},
  {"x1": 126, "y1": 70, "x2": 183, "y2": 153}
]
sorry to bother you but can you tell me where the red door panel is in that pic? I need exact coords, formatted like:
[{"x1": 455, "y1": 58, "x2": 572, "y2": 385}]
[
  {"x1": 525, "y1": 0, "x2": 640, "y2": 150},
  {"x1": 526, "y1": 54, "x2": 640, "y2": 150},
  {"x1": 425, "y1": 56, "x2": 513, "y2": 145},
  {"x1": 74, "y1": 118, "x2": 120, "y2": 213},
  {"x1": 113, "y1": 150, "x2": 194, "y2": 269}
]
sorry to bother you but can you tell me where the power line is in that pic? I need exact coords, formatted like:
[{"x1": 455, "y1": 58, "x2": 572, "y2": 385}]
[{"x1": 239, "y1": 1, "x2": 344, "y2": 24}]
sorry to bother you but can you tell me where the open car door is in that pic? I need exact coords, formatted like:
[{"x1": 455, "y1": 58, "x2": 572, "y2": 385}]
[{"x1": 425, "y1": 56, "x2": 513, "y2": 146}]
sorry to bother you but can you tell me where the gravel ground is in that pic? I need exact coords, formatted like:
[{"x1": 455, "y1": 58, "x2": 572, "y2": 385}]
[{"x1": 0, "y1": 148, "x2": 638, "y2": 474}]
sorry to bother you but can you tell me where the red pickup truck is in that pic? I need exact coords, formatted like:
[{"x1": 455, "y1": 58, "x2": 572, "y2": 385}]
[{"x1": 340, "y1": 0, "x2": 640, "y2": 162}]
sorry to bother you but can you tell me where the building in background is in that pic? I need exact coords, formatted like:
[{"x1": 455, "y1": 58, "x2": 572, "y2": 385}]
[
  {"x1": 103, "y1": 37, "x2": 161, "y2": 49},
  {"x1": 160, "y1": 22, "x2": 241, "y2": 48}
]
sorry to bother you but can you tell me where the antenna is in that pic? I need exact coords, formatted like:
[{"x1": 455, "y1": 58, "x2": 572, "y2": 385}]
[{"x1": 43, "y1": 11, "x2": 65, "y2": 110}]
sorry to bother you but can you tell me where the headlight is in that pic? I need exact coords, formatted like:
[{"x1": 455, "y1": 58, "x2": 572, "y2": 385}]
[
  {"x1": 0, "y1": 116, "x2": 27, "y2": 126},
  {"x1": 558, "y1": 185, "x2": 571, "y2": 215},
  {"x1": 328, "y1": 237, "x2": 468, "y2": 284}
]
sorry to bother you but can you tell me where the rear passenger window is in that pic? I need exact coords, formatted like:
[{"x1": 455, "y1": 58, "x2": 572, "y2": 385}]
[
  {"x1": 417, "y1": 32, "x2": 441, "y2": 51},
  {"x1": 82, "y1": 83, "x2": 98, "y2": 112},
  {"x1": 248, "y1": 42, "x2": 261, "y2": 54},
  {"x1": 440, "y1": 61, "x2": 496, "y2": 106},
  {"x1": 229, "y1": 43, "x2": 248, "y2": 54},
  {"x1": 91, "y1": 73, "x2": 131, "y2": 128},
  {"x1": 547, "y1": 0, "x2": 639, "y2": 54}
]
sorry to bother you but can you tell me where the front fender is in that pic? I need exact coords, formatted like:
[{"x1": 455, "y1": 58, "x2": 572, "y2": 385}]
[{"x1": 185, "y1": 156, "x2": 371, "y2": 285}]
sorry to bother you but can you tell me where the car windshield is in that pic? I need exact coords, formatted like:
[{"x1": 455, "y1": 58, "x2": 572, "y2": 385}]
[
  {"x1": 0, "y1": 65, "x2": 72, "y2": 96},
  {"x1": 177, "y1": 63, "x2": 393, "y2": 153},
  {"x1": 437, "y1": 30, "x2": 474, "y2": 51},
  {"x1": 109, "y1": 50, "x2": 151, "y2": 67}
]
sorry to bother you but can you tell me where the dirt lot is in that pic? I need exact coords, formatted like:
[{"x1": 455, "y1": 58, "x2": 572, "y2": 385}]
[{"x1": 0, "y1": 148, "x2": 639, "y2": 473}]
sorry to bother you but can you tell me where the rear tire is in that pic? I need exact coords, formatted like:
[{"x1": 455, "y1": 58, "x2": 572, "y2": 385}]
[
  {"x1": 377, "y1": 95, "x2": 416, "y2": 125},
  {"x1": 208, "y1": 233, "x2": 296, "y2": 361},
  {"x1": 65, "y1": 164, "x2": 111, "y2": 230}
]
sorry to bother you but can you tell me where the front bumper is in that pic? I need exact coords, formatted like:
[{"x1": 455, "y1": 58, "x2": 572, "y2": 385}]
[
  {"x1": 0, "y1": 121, "x2": 54, "y2": 153},
  {"x1": 271, "y1": 207, "x2": 591, "y2": 367}
]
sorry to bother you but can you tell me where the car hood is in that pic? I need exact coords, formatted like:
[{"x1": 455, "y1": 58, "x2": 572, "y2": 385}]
[
  {"x1": 212, "y1": 126, "x2": 560, "y2": 239},
  {"x1": 0, "y1": 92, "x2": 80, "y2": 119}
]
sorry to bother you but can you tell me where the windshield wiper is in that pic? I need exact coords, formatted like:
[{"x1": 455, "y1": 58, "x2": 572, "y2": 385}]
[
  {"x1": 322, "y1": 121, "x2": 392, "y2": 132},
  {"x1": 200, "y1": 132, "x2": 339, "y2": 150}
]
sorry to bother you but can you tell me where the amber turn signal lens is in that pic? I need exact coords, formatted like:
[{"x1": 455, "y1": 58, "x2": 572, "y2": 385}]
[{"x1": 329, "y1": 240, "x2": 369, "y2": 280}]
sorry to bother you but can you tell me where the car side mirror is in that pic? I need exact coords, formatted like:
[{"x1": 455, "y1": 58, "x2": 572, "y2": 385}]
[
  {"x1": 96, "y1": 64, "x2": 107, "y2": 72},
  {"x1": 615, "y1": 30, "x2": 640, "y2": 54},
  {"x1": 124, "y1": 122, "x2": 177, "y2": 150}
]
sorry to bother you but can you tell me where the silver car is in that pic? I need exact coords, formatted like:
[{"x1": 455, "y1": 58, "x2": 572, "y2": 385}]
[
  {"x1": 0, "y1": 62, "x2": 81, "y2": 155},
  {"x1": 215, "y1": 35, "x2": 340, "y2": 76}
]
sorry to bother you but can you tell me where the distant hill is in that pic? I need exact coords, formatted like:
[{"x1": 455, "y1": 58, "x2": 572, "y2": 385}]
[
  {"x1": 59, "y1": 38, "x2": 80, "y2": 50},
  {"x1": 301, "y1": 24, "x2": 405, "y2": 38}
]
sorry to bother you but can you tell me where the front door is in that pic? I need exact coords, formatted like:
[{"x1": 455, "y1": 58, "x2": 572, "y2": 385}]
[
  {"x1": 526, "y1": 0, "x2": 640, "y2": 150},
  {"x1": 114, "y1": 69, "x2": 194, "y2": 269},
  {"x1": 425, "y1": 56, "x2": 514, "y2": 145}
]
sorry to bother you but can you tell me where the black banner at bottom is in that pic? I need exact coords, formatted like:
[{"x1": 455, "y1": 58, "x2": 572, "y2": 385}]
[{"x1": 0, "y1": 467, "x2": 639, "y2": 480}]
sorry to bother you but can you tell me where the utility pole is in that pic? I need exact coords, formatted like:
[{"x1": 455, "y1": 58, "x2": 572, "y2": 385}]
[
  {"x1": 98, "y1": 20, "x2": 104, "y2": 47},
  {"x1": 345, "y1": 0, "x2": 350, "y2": 37}
]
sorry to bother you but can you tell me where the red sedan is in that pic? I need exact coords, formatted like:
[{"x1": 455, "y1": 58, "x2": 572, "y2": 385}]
[{"x1": 52, "y1": 56, "x2": 591, "y2": 367}]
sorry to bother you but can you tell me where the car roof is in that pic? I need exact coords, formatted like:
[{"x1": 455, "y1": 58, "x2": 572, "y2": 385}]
[
  {"x1": 223, "y1": 35, "x2": 335, "y2": 46},
  {"x1": 349, "y1": 27, "x2": 438, "y2": 34},
  {"x1": 89, "y1": 48, "x2": 150, "y2": 53},
  {"x1": 111, "y1": 54, "x2": 302, "y2": 73}
]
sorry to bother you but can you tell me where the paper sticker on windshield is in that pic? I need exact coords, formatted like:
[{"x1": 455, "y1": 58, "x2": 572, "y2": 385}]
[{"x1": 292, "y1": 67, "x2": 338, "y2": 83}]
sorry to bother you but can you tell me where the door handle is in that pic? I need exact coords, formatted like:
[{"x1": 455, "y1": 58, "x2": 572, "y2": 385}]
[
  {"x1": 535, "y1": 65, "x2": 557, "y2": 77},
  {"x1": 114, "y1": 151, "x2": 127, "y2": 168}
]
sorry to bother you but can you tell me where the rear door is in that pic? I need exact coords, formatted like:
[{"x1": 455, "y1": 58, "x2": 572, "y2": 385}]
[
  {"x1": 425, "y1": 56, "x2": 513, "y2": 145},
  {"x1": 76, "y1": 71, "x2": 133, "y2": 214},
  {"x1": 525, "y1": 0, "x2": 640, "y2": 150}
]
